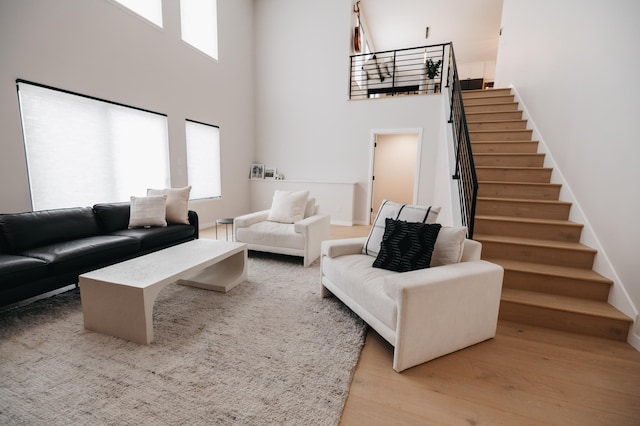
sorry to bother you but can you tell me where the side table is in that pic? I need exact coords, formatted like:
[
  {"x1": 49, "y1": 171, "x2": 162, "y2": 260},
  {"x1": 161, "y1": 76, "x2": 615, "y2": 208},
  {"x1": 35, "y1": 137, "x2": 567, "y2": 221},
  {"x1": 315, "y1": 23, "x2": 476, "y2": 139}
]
[{"x1": 216, "y1": 217, "x2": 234, "y2": 241}]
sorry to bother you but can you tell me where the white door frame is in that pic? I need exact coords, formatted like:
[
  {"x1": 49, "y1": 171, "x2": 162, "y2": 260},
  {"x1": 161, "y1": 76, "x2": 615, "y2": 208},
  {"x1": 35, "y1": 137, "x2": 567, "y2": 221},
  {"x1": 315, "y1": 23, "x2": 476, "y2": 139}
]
[{"x1": 366, "y1": 128, "x2": 423, "y2": 224}]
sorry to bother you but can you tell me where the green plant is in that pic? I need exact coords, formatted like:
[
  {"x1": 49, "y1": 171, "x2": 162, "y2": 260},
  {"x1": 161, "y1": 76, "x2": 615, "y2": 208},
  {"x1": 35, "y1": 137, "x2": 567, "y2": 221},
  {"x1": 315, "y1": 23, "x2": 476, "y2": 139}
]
[{"x1": 426, "y1": 59, "x2": 442, "y2": 79}]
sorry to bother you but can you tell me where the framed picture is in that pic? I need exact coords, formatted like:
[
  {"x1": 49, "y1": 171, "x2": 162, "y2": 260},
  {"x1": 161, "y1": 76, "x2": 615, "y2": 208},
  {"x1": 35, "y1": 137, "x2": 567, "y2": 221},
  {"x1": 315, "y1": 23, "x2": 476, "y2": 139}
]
[
  {"x1": 264, "y1": 167, "x2": 277, "y2": 180},
  {"x1": 250, "y1": 163, "x2": 264, "y2": 179}
]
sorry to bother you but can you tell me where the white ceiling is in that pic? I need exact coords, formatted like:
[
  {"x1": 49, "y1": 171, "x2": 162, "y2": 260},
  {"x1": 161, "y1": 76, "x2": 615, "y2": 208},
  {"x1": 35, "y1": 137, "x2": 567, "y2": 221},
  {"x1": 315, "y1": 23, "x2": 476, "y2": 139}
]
[{"x1": 358, "y1": 0, "x2": 504, "y2": 64}]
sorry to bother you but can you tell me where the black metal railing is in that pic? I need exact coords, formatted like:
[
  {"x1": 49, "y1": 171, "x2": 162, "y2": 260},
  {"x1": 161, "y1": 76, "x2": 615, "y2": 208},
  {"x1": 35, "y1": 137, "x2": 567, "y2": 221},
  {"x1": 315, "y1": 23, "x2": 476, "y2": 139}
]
[
  {"x1": 446, "y1": 43, "x2": 478, "y2": 238},
  {"x1": 349, "y1": 44, "x2": 447, "y2": 99}
]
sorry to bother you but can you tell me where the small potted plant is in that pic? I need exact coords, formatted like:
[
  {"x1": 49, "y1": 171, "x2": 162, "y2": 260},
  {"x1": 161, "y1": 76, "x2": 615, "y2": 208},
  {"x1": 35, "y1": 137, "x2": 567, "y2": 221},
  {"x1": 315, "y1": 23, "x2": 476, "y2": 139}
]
[{"x1": 425, "y1": 58, "x2": 442, "y2": 93}]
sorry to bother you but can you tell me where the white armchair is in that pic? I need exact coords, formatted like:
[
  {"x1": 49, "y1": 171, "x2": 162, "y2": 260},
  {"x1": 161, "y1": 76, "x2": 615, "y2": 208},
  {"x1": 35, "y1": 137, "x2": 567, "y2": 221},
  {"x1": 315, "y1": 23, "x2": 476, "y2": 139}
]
[{"x1": 234, "y1": 192, "x2": 330, "y2": 267}]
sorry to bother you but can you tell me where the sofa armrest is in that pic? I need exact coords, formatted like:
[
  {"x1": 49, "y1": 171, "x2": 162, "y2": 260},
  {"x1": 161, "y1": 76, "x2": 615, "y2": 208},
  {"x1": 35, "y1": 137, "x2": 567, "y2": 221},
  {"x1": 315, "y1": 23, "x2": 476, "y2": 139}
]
[
  {"x1": 188, "y1": 210, "x2": 199, "y2": 239},
  {"x1": 294, "y1": 214, "x2": 331, "y2": 267},
  {"x1": 382, "y1": 260, "x2": 504, "y2": 372},
  {"x1": 321, "y1": 237, "x2": 367, "y2": 258},
  {"x1": 234, "y1": 210, "x2": 270, "y2": 229}
]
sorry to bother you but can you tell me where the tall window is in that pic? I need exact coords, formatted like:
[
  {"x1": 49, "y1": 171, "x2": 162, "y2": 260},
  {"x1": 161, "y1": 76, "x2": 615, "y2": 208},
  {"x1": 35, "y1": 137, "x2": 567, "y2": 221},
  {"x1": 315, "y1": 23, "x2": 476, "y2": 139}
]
[
  {"x1": 17, "y1": 81, "x2": 170, "y2": 211},
  {"x1": 185, "y1": 120, "x2": 221, "y2": 200},
  {"x1": 111, "y1": 0, "x2": 163, "y2": 27},
  {"x1": 180, "y1": 0, "x2": 218, "y2": 59}
]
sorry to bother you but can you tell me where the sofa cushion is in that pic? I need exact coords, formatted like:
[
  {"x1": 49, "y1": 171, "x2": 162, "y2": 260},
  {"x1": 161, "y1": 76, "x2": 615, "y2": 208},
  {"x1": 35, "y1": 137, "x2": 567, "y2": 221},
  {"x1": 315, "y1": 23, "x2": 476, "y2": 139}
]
[
  {"x1": 147, "y1": 186, "x2": 191, "y2": 225},
  {"x1": 93, "y1": 202, "x2": 131, "y2": 233},
  {"x1": 19, "y1": 235, "x2": 140, "y2": 274},
  {"x1": 304, "y1": 198, "x2": 316, "y2": 218},
  {"x1": 110, "y1": 225, "x2": 195, "y2": 251},
  {"x1": 0, "y1": 254, "x2": 49, "y2": 289},
  {"x1": 322, "y1": 254, "x2": 397, "y2": 331},
  {"x1": 128, "y1": 195, "x2": 167, "y2": 228},
  {"x1": 431, "y1": 226, "x2": 468, "y2": 267},
  {"x1": 267, "y1": 190, "x2": 309, "y2": 224},
  {"x1": 235, "y1": 221, "x2": 304, "y2": 250},
  {"x1": 364, "y1": 200, "x2": 440, "y2": 257},
  {"x1": 373, "y1": 219, "x2": 441, "y2": 272},
  {"x1": 0, "y1": 207, "x2": 101, "y2": 253}
]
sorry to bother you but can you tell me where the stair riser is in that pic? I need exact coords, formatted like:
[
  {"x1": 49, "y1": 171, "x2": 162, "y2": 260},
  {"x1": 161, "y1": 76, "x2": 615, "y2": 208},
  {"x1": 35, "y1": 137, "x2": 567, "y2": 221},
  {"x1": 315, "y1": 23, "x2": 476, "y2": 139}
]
[
  {"x1": 476, "y1": 168, "x2": 551, "y2": 182},
  {"x1": 463, "y1": 96, "x2": 515, "y2": 105},
  {"x1": 474, "y1": 155, "x2": 545, "y2": 167},
  {"x1": 467, "y1": 121, "x2": 527, "y2": 131},
  {"x1": 499, "y1": 301, "x2": 630, "y2": 340},
  {"x1": 476, "y1": 199, "x2": 571, "y2": 220},
  {"x1": 465, "y1": 103, "x2": 519, "y2": 113},
  {"x1": 470, "y1": 130, "x2": 533, "y2": 141},
  {"x1": 502, "y1": 270, "x2": 611, "y2": 301},
  {"x1": 479, "y1": 240, "x2": 595, "y2": 269},
  {"x1": 472, "y1": 142, "x2": 538, "y2": 153},
  {"x1": 462, "y1": 89, "x2": 512, "y2": 99},
  {"x1": 478, "y1": 183, "x2": 560, "y2": 200},
  {"x1": 475, "y1": 219, "x2": 582, "y2": 242},
  {"x1": 467, "y1": 111, "x2": 523, "y2": 121}
]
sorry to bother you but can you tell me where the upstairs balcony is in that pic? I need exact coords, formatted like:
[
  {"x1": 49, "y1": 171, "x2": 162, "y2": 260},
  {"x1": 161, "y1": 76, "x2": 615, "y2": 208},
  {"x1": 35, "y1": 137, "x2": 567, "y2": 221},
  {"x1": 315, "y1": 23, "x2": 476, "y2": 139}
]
[{"x1": 349, "y1": 44, "x2": 447, "y2": 100}]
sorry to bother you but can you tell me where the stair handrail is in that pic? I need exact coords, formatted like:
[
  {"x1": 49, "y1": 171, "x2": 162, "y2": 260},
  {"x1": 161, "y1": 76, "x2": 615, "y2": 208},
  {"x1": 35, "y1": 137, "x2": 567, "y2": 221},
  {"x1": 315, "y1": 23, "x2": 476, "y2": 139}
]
[{"x1": 446, "y1": 43, "x2": 478, "y2": 238}]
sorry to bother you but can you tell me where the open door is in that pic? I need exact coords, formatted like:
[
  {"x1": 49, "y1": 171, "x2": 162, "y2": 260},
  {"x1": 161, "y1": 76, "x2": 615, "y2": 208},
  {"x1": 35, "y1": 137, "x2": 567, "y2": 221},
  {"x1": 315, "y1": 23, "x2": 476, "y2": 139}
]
[{"x1": 370, "y1": 132, "x2": 419, "y2": 223}]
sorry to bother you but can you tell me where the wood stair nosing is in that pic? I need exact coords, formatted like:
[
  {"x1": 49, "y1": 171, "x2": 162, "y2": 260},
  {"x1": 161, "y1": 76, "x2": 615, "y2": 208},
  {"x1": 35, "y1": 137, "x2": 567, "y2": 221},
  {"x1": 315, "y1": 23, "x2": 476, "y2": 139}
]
[
  {"x1": 486, "y1": 258, "x2": 613, "y2": 301},
  {"x1": 475, "y1": 215, "x2": 583, "y2": 242},
  {"x1": 475, "y1": 234, "x2": 597, "y2": 269},
  {"x1": 475, "y1": 166, "x2": 552, "y2": 183},
  {"x1": 499, "y1": 289, "x2": 631, "y2": 341}
]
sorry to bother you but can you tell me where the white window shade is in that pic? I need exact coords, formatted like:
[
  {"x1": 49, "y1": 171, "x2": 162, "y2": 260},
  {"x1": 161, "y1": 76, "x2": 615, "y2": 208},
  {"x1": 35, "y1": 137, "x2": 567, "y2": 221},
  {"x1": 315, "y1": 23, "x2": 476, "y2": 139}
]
[
  {"x1": 111, "y1": 0, "x2": 163, "y2": 27},
  {"x1": 180, "y1": 0, "x2": 218, "y2": 59},
  {"x1": 185, "y1": 120, "x2": 221, "y2": 200},
  {"x1": 17, "y1": 82, "x2": 170, "y2": 211}
]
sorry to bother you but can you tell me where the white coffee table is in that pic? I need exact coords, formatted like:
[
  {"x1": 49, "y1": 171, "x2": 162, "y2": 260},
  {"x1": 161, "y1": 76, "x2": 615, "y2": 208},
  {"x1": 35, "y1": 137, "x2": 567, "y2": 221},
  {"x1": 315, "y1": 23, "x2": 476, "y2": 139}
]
[{"x1": 79, "y1": 239, "x2": 247, "y2": 344}]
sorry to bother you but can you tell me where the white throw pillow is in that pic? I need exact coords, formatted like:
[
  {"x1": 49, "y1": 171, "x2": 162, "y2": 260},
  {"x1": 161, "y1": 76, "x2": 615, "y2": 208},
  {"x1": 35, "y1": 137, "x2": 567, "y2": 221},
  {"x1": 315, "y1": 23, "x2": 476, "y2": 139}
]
[
  {"x1": 363, "y1": 200, "x2": 441, "y2": 257},
  {"x1": 147, "y1": 186, "x2": 191, "y2": 225},
  {"x1": 128, "y1": 195, "x2": 168, "y2": 228},
  {"x1": 267, "y1": 190, "x2": 310, "y2": 224},
  {"x1": 430, "y1": 226, "x2": 468, "y2": 267},
  {"x1": 304, "y1": 197, "x2": 316, "y2": 218}
]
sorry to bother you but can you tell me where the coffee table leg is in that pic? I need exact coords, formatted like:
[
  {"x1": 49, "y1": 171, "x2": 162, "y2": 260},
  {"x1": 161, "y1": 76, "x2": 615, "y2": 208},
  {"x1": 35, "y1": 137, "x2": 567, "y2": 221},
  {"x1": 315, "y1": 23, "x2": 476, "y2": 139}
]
[
  {"x1": 179, "y1": 248, "x2": 247, "y2": 292},
  {"x1": 80, "y1": 278, "x2": 157, "y2": 344}
]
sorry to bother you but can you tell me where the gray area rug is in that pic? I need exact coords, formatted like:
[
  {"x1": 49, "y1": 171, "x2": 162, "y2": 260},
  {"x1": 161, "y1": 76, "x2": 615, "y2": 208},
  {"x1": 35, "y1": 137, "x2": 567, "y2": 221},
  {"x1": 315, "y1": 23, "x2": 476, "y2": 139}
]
[{"x1": 0, "y1": 254, "x2": 367, "y2": 425}]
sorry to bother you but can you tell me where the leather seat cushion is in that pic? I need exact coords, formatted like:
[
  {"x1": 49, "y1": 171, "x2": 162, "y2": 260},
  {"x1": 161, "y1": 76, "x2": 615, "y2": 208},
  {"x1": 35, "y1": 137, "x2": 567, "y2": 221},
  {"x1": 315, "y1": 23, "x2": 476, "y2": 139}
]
[
  {"x1": 0, "y1": 254, "x2": 49, "y2": 289},
  {"x1": 110, "y1": 225, "x2": 195, "y2": 250},
  {"x1": 19, "y1": 235, "x2": 140, "y2": 274}
]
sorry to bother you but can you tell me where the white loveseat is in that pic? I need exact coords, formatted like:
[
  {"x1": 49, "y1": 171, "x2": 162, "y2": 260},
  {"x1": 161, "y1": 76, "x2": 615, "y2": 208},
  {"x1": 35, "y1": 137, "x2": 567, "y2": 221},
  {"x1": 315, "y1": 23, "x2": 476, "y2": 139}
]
[
  {"x1": 320, "y1": 201, "x2": 504, "y2": 372},
  {"x1": 234, "y1": 191, "x2": 330, "y2": 267}
]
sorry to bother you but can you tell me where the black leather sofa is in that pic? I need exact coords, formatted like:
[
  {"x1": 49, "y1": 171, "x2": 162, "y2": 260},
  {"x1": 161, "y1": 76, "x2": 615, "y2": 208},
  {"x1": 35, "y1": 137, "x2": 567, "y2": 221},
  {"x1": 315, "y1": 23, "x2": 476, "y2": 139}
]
[{"x1": 0, "y1": 202, "x2": 199, "y2": 307}]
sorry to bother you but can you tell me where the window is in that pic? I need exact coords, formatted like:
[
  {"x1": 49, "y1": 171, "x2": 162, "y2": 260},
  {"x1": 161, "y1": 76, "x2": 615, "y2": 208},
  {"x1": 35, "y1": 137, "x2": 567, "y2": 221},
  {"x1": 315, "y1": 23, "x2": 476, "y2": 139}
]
[
  {"x1": 180, "y1": 0, "x2": 218, "y2": 59},
  {"x1": 185, "y1": 120, "x2": 221, "y2": 200},
  {"x1": 111, "y1": 0, "x2": 163, "y2": 27},
  {"x1": 17, "y1": 81, "x2": 170, "y2": 211}
]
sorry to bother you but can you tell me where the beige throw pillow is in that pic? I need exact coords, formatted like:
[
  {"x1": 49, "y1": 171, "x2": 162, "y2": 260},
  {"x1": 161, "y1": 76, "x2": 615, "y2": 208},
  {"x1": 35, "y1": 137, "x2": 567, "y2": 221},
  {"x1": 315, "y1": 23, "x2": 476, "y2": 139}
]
[
  {"x1": 147, "y1": 186, "x2": 191, "y2": 225},
  {"x1": 128, "y1": 195, "x2": 168, "y2": 228},
  {"x1": 267, "y1": 190, "x2": 310, "y2": 223},
  {"x1": 430, "y1": 226, "x2": 468, "y2": 266}
]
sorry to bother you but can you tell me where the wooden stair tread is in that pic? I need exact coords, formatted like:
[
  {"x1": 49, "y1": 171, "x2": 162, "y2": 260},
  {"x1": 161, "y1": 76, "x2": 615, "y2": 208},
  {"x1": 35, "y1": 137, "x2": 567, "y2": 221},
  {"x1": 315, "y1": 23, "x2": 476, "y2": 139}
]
[
  {"x1": 475, "y1": 153, "x2": 543, "y2": 157},
  {"x1": 476, "y1": 215, "x2": 583, "y2": 228},
  {"x1": 478, "y1": 180, "x2": 561, "y2": 188},
  {"x1": 476, "y1": 166, "x2": 551, "y2": 171},
  {"x1": 467, "y1": 119, "x2": 525, "y2": 124},
  {"x1": 474, "y1": 233, "x2": 597, "y2": 253},
  {"x1": 501, "y1": 289, "x2": 631, "y2": 322},
  {"x1": 477, "y1": 196, "x2": 571, "y2": 206},
  {"x1": 484, "y1": 258, "x2": 613, "y2": 283}
]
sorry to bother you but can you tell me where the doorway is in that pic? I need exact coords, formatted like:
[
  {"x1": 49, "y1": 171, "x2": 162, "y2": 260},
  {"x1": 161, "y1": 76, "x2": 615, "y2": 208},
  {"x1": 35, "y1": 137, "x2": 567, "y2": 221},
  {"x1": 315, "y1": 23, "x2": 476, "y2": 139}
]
[{"x1": 369, "y1": 131, "x2": 421, "y2": 223}]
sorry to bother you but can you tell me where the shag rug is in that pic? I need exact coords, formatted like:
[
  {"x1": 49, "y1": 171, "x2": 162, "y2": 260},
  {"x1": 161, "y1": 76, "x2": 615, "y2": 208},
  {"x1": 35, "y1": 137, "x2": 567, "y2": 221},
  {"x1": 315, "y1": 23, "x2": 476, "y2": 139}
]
[{"x1": 0, "y1": 254, "x2": 367, "y2": 425}]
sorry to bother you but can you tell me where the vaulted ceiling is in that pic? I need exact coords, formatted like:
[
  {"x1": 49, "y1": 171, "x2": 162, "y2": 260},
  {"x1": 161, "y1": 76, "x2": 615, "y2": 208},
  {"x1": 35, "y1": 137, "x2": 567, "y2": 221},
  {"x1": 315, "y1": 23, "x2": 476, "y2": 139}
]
[{"x1": 358, "y1": 0, "x2": 504, "y2": 64}]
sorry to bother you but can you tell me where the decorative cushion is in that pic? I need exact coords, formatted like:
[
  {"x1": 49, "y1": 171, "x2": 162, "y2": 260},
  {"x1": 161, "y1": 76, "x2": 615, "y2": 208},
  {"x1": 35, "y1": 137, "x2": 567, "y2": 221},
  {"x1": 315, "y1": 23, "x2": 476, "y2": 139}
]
[
  {"x1": 304, "y1": 198, "x2": 316, "y2": 218},
  {"x1": 431, "y1": 226, "x2": 468, "y2": 267},
  {"x1": 128, "y1": 195, "x2": 167, "y2": 228},
  {"x1": 364, "y1": 200, "x2": 441, "y2": 257},
  {"x1": 147, "y1": 186, "x2": 191, "y2": 225},
  {"x1": 373, "y1": 218, "x2": 441, "y2": 273},
  {"x1": 267, "y1": 190, "x2": 309, "y2": 224}
]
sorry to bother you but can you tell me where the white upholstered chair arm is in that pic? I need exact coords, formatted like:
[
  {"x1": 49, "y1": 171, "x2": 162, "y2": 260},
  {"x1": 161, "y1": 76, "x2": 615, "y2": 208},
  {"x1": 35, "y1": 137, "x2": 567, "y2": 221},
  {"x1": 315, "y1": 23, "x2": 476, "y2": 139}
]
[
  {"x1": 294, "y1": 214, "x2": 331, "y2": 267},
  {"x1": 234, "y1": 210, "x2": 269, "y2": 228},
  {"x1": 321, "y1": 237, "x2": 367, "y2": 258},
  {"x1": 382, "y1": 260, "x2": 504, "y2": 372}
]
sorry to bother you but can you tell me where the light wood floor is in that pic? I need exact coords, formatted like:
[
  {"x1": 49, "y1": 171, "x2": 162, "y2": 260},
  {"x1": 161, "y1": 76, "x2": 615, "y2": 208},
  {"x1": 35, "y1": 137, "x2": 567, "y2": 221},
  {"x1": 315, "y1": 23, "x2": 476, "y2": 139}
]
[{"x1": 202, "y1": 224, "x2": 640, "y2": 425}]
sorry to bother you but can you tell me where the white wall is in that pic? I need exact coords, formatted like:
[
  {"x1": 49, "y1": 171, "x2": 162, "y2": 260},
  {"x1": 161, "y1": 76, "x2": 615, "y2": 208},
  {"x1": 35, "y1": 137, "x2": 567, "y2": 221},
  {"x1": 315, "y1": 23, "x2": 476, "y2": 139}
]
[
  {"x1": 0, "y1": 0, "x2": 255, "y2": 227},
  {"x1": 253, "y1": 0, "x2": 445, "y2": 225},
  {"x1": 495, "y1": 0, "x2": 640, "y2": 341}
]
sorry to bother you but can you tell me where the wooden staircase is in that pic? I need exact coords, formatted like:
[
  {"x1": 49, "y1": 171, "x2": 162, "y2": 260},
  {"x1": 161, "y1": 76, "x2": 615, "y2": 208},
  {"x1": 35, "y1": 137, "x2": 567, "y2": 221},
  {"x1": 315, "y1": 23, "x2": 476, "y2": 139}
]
[{"x1": 462, "y1": 88, "x2": 632, "y2": 341}]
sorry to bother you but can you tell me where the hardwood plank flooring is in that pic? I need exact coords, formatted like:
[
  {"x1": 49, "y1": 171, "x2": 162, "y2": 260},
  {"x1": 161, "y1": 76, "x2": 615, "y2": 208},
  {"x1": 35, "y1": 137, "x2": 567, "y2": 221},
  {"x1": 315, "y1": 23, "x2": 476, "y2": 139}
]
[{"x1": 202, "y1": 224, "x2": 640, "y2": 425}]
